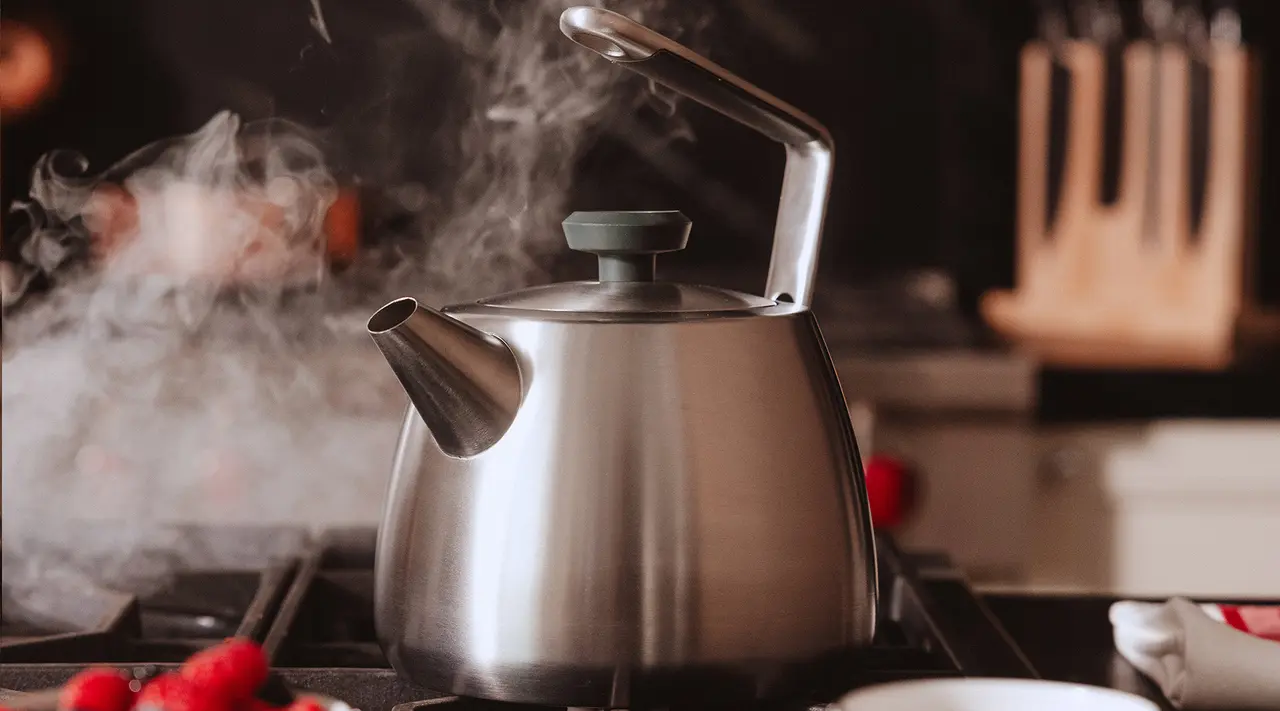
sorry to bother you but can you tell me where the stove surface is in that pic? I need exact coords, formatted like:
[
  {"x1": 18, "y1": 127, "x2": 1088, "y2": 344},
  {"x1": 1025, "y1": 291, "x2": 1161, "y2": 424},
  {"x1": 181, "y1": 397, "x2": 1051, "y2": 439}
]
[{"x1": 1, "y1": 529, "x2": 1037, "y2": 710}]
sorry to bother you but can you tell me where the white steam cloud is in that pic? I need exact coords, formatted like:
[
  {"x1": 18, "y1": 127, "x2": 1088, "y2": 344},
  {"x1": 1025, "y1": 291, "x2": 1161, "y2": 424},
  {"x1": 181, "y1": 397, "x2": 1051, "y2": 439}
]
[{"x1": 1, "y1": 0, "x2": 709, "y2": 620}]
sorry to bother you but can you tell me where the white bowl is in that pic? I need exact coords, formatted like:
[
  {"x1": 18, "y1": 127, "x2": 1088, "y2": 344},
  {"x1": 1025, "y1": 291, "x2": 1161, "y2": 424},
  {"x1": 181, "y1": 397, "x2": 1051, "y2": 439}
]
[{"x1": 835, "y1": 678, "x2": 1161, "y2": 711}]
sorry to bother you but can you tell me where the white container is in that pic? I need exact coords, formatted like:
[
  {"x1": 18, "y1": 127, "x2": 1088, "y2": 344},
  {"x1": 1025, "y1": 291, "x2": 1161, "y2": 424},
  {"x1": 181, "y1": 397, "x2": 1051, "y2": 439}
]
[
  {"x1": 1103, "y1": 421, "x2": 1280, "y2": 597},
  {"x1": 1017, "y1": 420, "x2": 1280, "y2": 597},
  {"x1": 836, "y1": 679, "x2": 1158, "y2": 711}
]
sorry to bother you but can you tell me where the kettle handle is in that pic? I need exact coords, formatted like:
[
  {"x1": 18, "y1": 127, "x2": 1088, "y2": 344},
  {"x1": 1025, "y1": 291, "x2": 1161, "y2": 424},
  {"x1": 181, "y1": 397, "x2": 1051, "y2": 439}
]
[{"x1": 560, "y1": 7, "x2": 834, "y2": 308}]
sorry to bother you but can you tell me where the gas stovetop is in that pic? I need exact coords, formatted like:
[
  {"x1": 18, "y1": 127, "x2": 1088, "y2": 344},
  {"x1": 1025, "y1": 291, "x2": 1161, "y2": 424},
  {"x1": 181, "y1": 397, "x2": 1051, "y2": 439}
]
[{"x1": 0, "y1": 528, "x2": 1037, "y2": 710}]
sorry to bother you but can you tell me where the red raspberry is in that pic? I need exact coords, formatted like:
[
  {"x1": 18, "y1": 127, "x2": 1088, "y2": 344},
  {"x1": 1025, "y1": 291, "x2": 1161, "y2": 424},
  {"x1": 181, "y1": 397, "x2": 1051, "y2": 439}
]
[
  {"x1": 235, "y1": 701, "x2": 278, "y2": 711},
  {"x1": 59, "y1": 667, "x2": 134, "y2": 711},
  {"x1": 134, "y1": 673, "x2": 224, "y2": 711},
  {"x1": 179, "y1": 639, "x2": 269, "y2": 703},
  {"x1": 283, "y1": 699, "x2": 326, "y2": 711}
]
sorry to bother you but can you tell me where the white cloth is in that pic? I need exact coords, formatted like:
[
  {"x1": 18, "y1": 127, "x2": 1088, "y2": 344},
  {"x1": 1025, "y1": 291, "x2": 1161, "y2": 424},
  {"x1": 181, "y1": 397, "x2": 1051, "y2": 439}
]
[{"x1": 1110, "y1": 597, "x2": 1280, "y2": 710}]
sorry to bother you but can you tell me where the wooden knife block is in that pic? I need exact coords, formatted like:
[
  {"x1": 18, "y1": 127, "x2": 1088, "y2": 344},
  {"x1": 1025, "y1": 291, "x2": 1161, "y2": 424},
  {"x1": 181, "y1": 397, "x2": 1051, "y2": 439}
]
[{"x1": 983, "y1": 40, "x2": 1266, "y2": 369}]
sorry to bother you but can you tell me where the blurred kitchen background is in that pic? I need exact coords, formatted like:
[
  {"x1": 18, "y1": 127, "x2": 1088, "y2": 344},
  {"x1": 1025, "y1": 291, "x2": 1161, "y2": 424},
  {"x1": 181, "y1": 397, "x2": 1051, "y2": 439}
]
[{"x1": 2, "y1": 0, "x2": 1278, "y2": 597}]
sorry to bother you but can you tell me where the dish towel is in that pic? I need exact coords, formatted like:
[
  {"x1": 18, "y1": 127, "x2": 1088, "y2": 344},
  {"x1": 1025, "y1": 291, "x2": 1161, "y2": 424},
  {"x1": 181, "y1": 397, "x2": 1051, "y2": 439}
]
[{"x1": 1110, "y1": 597, "x2": 1280, "y2": 710}]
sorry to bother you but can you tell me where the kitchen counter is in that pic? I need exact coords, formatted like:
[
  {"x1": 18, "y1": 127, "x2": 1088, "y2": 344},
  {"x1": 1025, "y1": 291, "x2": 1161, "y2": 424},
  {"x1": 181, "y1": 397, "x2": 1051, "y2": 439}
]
[{"x1": 982, "y1": 595, "x2": 1175, "y2": 711}]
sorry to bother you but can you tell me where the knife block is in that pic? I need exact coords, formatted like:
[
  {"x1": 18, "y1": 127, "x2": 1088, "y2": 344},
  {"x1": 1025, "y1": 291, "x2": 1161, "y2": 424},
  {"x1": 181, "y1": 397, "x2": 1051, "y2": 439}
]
[{"x1": 983, "y1": 40, "x2": 1267, "y2": 369}]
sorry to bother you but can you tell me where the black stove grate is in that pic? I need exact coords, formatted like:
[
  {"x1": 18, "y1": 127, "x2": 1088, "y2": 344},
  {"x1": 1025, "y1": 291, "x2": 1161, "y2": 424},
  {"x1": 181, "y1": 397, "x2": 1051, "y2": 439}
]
[{"x1": 0, "y1": 529, "x2": 1035, "y2": 710}]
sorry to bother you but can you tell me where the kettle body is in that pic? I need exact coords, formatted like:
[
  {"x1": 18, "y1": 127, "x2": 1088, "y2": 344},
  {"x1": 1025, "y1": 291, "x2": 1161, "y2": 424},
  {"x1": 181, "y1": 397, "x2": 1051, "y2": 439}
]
[
  {"x1": 373, "y1": 303, "x2": 877, "y2": 707},
  {"x1": 369, "y1": 7, "x2": 879, "y2": 706}
]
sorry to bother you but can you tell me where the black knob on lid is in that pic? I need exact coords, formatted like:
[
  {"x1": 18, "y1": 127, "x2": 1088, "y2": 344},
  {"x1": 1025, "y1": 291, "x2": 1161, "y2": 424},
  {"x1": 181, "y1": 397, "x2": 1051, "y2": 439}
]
[{"x1": 562, "y1": 210, "x2": 691, "y2": 282}]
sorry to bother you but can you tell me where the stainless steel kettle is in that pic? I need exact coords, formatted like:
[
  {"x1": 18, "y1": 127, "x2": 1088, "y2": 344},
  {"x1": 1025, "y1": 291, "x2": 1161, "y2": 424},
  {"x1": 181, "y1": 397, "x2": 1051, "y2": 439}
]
[{"x1": 367, "y1": 7, "x2": 877, "y2": 708}]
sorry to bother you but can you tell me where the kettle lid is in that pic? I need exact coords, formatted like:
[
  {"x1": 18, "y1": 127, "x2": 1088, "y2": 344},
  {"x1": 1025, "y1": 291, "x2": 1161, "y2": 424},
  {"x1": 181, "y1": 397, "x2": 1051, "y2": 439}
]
[{"x1": 471, "y1": 211, "x2": 776, "y2": 316}]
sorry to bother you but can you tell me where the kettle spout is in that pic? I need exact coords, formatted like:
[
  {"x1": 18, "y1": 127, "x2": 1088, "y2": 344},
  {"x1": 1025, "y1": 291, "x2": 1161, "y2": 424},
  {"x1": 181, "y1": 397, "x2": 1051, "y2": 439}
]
[{"x1": 368, "y1": 297, "x2": 522, "y2": 457}]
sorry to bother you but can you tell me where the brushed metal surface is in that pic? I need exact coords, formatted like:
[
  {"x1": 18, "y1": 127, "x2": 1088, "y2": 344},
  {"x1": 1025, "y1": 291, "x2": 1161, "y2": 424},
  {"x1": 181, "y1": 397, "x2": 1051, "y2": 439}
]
[
  {"x1": 373, "y1": 306, "x2": 877, "y2": 707},
  {"x1": 369, "y1": 10, "x2": 872, "y2": 707},
  {"x1": 369, "y1": 298, "x2": 522, "y2": 458},
  {"x1": 474, "y1": 281, "x2": 774, "y2": 315}
]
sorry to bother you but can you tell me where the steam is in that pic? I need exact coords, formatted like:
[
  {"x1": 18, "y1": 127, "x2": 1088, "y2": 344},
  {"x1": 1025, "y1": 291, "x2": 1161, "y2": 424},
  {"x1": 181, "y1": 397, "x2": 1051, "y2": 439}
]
[
  {"x1": 375, "y1": 0, "x2": 709, "y2": 300},
  {"x1": 1, "y1": 0, "x2": 709, "y2": 620},
  {"x1": 2, "y1": 112, "x2": 385, "y2": 605}
]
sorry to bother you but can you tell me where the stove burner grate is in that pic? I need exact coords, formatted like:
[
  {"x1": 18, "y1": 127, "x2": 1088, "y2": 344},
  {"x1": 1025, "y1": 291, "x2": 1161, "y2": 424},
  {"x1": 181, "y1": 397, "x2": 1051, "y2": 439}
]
[{"x1": 0, "y1": 528, "x2": 1035, "y2": 710}]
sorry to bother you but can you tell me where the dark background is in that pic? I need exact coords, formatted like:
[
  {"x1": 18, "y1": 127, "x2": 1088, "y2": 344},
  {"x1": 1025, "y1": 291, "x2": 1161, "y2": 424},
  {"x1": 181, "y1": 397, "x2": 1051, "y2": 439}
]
[{"x1": 2, "y1": 0, "x2": 1279, "y2": 420}]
